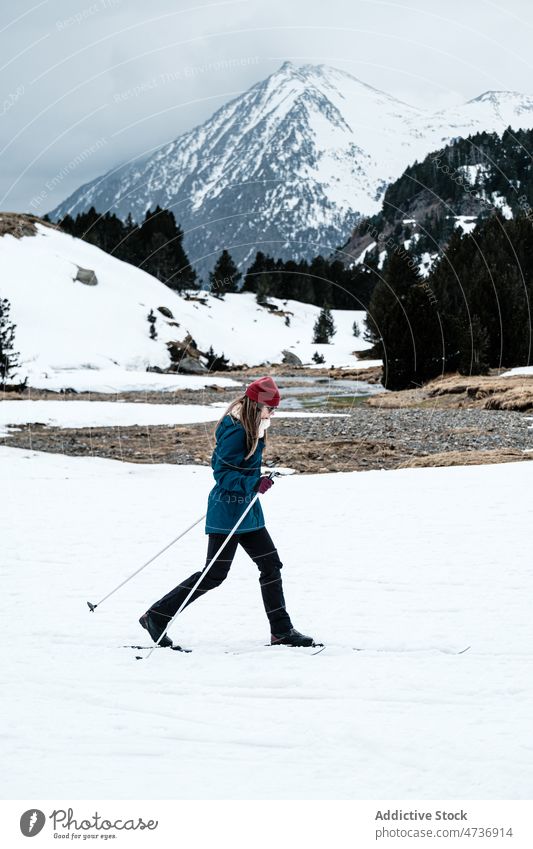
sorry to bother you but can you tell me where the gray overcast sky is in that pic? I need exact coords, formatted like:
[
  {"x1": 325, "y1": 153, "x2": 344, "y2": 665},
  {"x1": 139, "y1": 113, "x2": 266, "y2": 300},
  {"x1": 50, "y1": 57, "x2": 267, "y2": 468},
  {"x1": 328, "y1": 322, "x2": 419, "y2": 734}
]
[{"x1": 1, "y1": 0, "x2": 533, "y2": 215}]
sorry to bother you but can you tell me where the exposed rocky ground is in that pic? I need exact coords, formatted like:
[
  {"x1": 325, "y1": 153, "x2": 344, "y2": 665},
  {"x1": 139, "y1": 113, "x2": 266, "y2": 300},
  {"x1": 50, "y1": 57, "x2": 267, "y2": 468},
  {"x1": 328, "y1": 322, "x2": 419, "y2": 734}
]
[{"x1": 2, "y1": 368, "x2": 531, "y2": 473}]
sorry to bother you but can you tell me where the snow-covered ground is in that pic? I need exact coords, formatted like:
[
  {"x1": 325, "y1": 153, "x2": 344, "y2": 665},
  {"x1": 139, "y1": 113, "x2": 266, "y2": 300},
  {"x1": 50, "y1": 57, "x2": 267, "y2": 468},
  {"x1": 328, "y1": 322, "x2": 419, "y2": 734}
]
[
  {"x1": 0, "y1": 399, "x2": 347, "y2": 437},
  {"x1": 0, "y1": 223, "x2": 375, "y2": 391},
  {"x1": 501, "y1": 366, "x2": 533, "y2": 377},
  {"x1": 2, "y1": 445, "x2": 532, "y2": 800},
  {"x1": 25, "y1": 368, "x2": 243, "y2": 394}
]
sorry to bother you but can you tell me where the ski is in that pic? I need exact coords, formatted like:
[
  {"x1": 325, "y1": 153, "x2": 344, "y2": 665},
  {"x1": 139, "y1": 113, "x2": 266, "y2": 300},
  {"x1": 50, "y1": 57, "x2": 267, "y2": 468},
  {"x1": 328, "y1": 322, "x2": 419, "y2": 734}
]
[
  {"x1": 226, "y1": 643, "x2": 326, "y2": 656},
  {"x1": 352, "y1": 645, "x2": 471, "y2": 655},
  {"x1": 271, "y1": 643, "x2": 326, "y2": 656},
  {"x1": 122, "y1": 643, "x2": 325, "y2": 655},
  {"x1": 121, "y1": 644, "x2": 192, "y2": 653},
  {"x1": 122, "y1": 643, "x2": 468, "y2": 656}
]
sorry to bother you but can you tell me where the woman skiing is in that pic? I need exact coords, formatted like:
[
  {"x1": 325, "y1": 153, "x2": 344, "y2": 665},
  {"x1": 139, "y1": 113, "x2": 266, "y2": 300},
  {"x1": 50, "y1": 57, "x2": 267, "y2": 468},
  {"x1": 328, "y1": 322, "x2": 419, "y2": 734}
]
[{"x1": 139, "y1": 375, "x2": 316, "y2": 648}]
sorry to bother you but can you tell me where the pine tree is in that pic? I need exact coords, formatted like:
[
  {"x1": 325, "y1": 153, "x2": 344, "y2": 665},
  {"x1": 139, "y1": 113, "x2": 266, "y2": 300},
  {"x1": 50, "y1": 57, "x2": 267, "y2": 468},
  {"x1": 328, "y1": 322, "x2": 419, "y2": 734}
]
[
  {"x1": 309, "y1": 256, "x2": 332, "y2": 306},
  {"x1": 118, "y1": 212, "x2": 141, "y2": 266},
  {"x1": 74, "y1": 206, "x2": 100, "y2": 245},
  {"x1": 209, "y1": 250, "x2": 241, "y2": 298},
  {"x1": 312, "y1": 302, "x2": 336, "y2": 344},
  {"x1": 137, "y1": 207, "x2": 198, "y2": 292},
  {"x1": 243, "y1": 253, "x2": 281, "y2": 301},
  {"x1": 275, "y1": 259, "x2": 297, "y2": 300},
  {"x1": 147, "y1": 309, "x2": 157, "y2": 340},
  {"x1": 426, "y1": 212, "x2": 533, "y2": 373},
  {"x1": 365, "y1": 250, "x2": 442, "y2": 389},
  {"x1": 205, "y1": 346, "x2": 230, "y2": 371},
  {"x1": 145, "y1": 230, "x2": 173, "y2": 281},
  {"x1": 58, "y1": 213, "x2": 76, "y2": 236},
  {"x1": 170, "y1": 223, "x2": 198, "y2": 292},
  {"x1": 97, "y1": 211, "x2": 126, "y2": 253},
  {"x1": 242, "y1": 252, "x2": 267, "y2": 293},
  {"x1": 0, "y1": 296, "x2": 21, "y2": 384},
  {"x1": 457, "y1": 314, "x2": 490, "y2": 375},
  {"x1": 256, "y1": 278, "x2": 271, "y2": 306}
]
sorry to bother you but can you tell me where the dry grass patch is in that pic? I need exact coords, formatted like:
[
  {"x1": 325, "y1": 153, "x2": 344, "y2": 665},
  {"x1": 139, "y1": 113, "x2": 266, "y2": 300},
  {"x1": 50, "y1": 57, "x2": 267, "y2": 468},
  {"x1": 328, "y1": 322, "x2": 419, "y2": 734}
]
[
  {"x1": 399, "y1": 448, "x2": 532, "y2": 469},
  {"x1": 366, "y1": 373, "x2": 533, "y2": 412}
]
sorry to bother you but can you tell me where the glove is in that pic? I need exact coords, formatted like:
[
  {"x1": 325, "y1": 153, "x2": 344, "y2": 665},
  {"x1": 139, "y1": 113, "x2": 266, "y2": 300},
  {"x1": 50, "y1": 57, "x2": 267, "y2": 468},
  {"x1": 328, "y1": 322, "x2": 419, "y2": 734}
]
[{"x1": 255, "y1": 475, "x2": 274, "y2": 494}]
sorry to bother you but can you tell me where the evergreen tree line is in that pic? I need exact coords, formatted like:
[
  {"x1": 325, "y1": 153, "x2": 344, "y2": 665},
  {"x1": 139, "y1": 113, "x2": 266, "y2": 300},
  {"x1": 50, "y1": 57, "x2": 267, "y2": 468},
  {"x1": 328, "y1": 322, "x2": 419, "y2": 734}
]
[
  {"x1": 240, "y1": 251, "x2": 374, "y2": 309},
  {"x1": 46, "y1": 207, "x2": 377, "y2": 309},
  {"x1": 380, "y1": 126, "x2": 533, "y2": 226},
  {"x1": 365, "y1": 212, "x2": 533, "y2": 389},
  {"x1": 349, "y1": 126, "x2": 533, "y2": 262},
  {"x1": 48, "y1": 205, "x2": 198, "y2": 292}
]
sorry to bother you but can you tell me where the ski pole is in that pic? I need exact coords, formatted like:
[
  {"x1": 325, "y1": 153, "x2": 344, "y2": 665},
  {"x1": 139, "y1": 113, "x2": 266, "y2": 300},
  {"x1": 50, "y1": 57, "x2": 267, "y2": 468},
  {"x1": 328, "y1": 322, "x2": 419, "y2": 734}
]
[
  {"x1": 87, "y1": 513, "x2": 206, "y2": 612},
  {"x1": 141, "y1": 471, "x2": 280, "y2": 660}
]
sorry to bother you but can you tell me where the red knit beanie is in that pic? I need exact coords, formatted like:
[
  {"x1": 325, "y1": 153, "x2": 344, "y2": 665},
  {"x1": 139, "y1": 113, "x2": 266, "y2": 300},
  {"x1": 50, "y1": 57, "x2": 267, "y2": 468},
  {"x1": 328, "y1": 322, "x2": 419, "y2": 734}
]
[{"x1": 245, "y1": 376, "x2": 281, "y2": 407}]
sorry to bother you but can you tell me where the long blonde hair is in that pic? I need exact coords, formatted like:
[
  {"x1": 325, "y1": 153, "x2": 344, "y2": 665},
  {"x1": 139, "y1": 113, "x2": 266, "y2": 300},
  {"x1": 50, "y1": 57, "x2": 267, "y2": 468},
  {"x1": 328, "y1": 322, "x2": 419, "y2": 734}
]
[{"x1": 214, "y1": 393, "x2": 266, "y2": 460}]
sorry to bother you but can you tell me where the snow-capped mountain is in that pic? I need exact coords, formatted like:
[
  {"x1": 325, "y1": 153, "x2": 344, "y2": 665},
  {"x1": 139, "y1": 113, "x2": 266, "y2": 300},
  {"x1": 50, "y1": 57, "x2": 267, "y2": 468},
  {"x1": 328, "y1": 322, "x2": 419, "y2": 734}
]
[
  {"x1": 424, "y1": 90, "x2": 533, "y2": 142},
  {"x1": 47, "y1": 62, "x2": 533, "y2": 279},
  {"x1": 340, "y1": 123, "x2": 533, "y2": 275},
  {"x1": 0, "y1": 215, "x2": 370, "y2": 387}
]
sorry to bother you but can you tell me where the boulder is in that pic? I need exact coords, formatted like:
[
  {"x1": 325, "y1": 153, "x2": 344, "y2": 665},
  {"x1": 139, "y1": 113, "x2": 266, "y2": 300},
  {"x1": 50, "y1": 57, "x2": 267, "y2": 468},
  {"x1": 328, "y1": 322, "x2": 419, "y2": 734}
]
[
  {"x1": 157, "y1": 306, "x2": 174, "y2": 319},
  {"x1": 74, "y1": 265, "x2": 98, "y2": 286},
  {"x1": 281, "y1": 349, "x2": 302, "y2": 366},
  {"x1": 172, "y1": 355, "x2": 208, "y2": 374}
]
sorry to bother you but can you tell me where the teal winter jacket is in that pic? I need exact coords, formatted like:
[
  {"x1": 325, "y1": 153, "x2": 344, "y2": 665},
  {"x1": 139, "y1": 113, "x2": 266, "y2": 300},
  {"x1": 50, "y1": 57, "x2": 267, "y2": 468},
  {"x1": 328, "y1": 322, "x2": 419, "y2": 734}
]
[{"x1": 205, "y1": 414, "x2": 265, "y2": 535}]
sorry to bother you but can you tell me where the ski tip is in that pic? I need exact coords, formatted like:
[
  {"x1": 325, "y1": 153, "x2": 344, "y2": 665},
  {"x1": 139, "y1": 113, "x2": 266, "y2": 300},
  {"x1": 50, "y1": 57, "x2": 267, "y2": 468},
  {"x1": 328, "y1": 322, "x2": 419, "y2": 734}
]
[
  {"x1": 87, "y1": 601, "x2": 97, "y2": 612},
  {"x1": 352, "y1": 645, "x2": 472, "y2": 655}
]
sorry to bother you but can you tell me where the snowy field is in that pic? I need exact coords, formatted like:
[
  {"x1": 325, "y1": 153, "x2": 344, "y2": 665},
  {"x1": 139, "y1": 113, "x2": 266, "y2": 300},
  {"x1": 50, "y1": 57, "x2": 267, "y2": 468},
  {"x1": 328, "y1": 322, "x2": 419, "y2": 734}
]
[
  {"x1": 11, "y1": 363, "x2": 383, "y2": 393},
  {"x1": 25, "y1": 368, "x2": 243, "y2": 394},
  {"x1": 0, "y1": 223, "x2": 376, "y2": 388},
  {"x1": 0, "y1": 399, "x2": 347, "y2": 437},
  {"x1": 2, "y1": 445, "x2": 532, "y2": 800},
  {"x1": 502, "y1": 366, "x2": 533, "y2": 377}
]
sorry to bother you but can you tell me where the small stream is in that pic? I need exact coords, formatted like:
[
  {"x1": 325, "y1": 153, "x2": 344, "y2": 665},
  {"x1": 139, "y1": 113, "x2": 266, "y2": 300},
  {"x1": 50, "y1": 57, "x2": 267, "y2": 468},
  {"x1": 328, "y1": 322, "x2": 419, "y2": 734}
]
[{"x1": 270, "y1": 375, "x2": 385, "y2": 410}]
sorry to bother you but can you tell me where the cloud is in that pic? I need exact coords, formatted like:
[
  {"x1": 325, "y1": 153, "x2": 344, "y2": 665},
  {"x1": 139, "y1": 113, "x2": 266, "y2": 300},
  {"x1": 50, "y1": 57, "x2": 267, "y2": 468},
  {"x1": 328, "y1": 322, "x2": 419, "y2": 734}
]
[{"x1": 0, "y1": 0, "x2": 531, "y2": 213}]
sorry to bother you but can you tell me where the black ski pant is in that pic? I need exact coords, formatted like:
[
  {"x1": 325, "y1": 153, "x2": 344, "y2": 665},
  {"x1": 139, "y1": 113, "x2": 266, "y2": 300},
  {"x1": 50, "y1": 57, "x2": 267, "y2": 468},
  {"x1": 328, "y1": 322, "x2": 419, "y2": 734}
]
[{"x1": 149, "y1": 526, "x2": 293, "y2": 633}]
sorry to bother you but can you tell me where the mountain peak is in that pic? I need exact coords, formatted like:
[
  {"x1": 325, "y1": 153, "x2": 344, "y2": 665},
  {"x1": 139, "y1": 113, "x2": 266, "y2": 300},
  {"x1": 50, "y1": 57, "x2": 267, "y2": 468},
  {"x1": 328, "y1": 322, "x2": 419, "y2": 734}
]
[
  {"x1": 469, "y1": 90, "x2": 526, "y2": 104},
  {"x1": 47, "y1": 64, "x2": 533, "y2": 282},
  {"x1": 268, "y1": 61, "x2": 419, "y2": 111},
  {"x1": 269, "y1": 60, "x2": 302, "y2": 80}
]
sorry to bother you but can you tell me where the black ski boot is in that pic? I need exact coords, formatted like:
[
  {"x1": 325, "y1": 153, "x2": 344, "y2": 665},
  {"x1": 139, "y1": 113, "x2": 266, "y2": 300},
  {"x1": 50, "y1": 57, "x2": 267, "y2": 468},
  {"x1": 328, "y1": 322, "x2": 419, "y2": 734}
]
[
  {"x1": 271, "y1": 627, "x2": 315, "y2": 647},
  {"x1": 139, "y1": 610, "x2": 173, "y2": 648}
]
